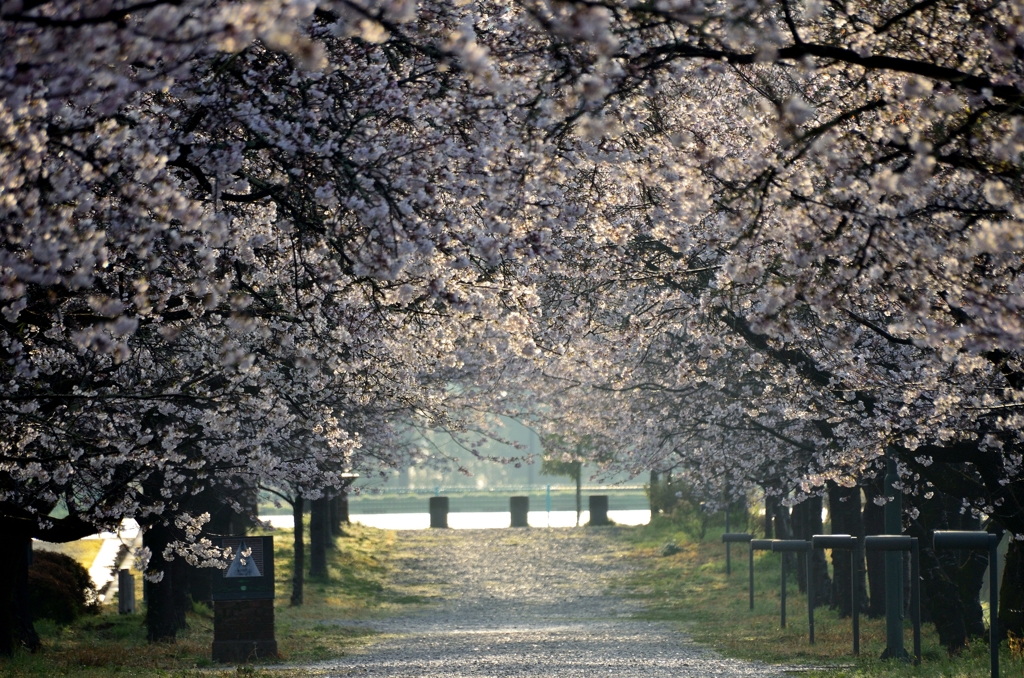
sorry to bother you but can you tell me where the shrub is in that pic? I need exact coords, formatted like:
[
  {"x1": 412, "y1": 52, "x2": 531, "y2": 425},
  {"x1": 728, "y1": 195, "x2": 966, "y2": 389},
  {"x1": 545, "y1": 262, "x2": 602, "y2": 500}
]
[{"x1": 29, "y1": 550, "x2": 99, "y2": 624}]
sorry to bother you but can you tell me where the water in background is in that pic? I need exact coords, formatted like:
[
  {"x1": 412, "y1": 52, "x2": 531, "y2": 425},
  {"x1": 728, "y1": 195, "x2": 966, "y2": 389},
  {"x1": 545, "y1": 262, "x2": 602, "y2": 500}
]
[
  {"x1": 261, "y1": 509, "x2": 650, "y2": 530},
  {"x1": 259, "y1": 485, "x2": 651, "y2": 530}
]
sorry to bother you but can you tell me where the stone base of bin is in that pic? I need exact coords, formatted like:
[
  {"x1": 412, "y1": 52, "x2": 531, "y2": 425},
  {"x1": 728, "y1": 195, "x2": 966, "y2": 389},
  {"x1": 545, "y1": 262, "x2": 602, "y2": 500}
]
[
  {"x1": 212, "y1": 639, "x2": 279, "y2": 663},
  {"x1": 212, "y1": 599, "x2": 278, "y2": 662}
]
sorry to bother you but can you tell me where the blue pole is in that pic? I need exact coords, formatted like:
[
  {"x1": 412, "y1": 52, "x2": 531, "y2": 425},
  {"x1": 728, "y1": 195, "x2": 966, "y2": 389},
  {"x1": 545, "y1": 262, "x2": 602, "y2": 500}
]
[{"x1": 546, "y1": 485, "x2": 551, "y2": 527}]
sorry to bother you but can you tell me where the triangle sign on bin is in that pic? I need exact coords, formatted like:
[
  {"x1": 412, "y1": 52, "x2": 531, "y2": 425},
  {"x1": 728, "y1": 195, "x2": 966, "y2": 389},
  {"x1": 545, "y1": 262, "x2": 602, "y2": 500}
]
[{"x1": 225, "y1": 540, "x2": 262, "y2": 578}]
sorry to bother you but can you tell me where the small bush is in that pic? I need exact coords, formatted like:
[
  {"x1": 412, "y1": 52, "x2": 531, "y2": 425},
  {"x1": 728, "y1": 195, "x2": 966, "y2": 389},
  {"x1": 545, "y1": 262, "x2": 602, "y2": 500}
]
[
  {"x1": 648, "y1": 477, "x2": 712, "y2": 540},
  {"x1": 29, "y1": 550, "x2": 99, "y2": 624}
]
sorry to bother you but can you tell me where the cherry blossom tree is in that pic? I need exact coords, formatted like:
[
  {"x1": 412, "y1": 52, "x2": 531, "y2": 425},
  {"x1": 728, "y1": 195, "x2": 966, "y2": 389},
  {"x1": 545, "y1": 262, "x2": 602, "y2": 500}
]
[
  {"x1": 4, "y1": 0, "x2": 1024, "y2": 655},
  {"x1": 509, "y1": 0, "x2": 1024, "y2": 644}
]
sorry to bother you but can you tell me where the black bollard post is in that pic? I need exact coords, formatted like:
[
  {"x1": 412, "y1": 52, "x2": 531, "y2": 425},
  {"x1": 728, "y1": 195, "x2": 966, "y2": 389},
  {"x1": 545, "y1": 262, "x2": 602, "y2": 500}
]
[
  {"x1": 934, "y1": 531, "x2": 1000, "y2": 678},
  {"x1": 589, "y1": 495, "x2": 610, "y2": 526},
  {"x1": 429, "y1": 496, "x2": 449, "y2": 528},
  {"x1": 723, "y1": 533, "x2": 753, "y2": 578},
  {"x1": 725, "y1": 506, "x2": 730, "y2": 573},
  {"x1": 749, "y1": 539, "x2": 775, "y2": 611},
  {"x1": 854, "y1": 538, "x2": 861, "y2": 655},
  {"x1": 772, "y1": 540, "x2": 812, "y2": 641},
  {"x1": 812, "y1": 534, "x2": 860, "y2": 655},
  {"x1": 510, "y1": 496, "x2": 529, "y2": 528},
  {"x1": 808, "y1": 546, "x2": 814, "y2": 644},
  {"x1": 911, "y1": 539, "x2": 921, "y2": 665},
  {"x1": 865, "y1": 535, "x2": 921, "y2": 665},
  {"x1": 781, "y1": 552, "x2": 787, "y2": 628}
]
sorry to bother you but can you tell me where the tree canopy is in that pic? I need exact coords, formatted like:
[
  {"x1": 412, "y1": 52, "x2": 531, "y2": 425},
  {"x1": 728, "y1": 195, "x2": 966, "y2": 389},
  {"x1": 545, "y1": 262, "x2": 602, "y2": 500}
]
[{"x1": 3, "y1": 0, "x2": 1023, "y2": 648}]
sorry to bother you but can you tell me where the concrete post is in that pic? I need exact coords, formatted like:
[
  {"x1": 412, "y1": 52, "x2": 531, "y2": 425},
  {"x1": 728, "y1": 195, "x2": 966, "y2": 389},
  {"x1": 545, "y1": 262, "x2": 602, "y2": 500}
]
[
  {"x1": 510, "y1": 496, "x2": 529, "y2": 527},
  {"x1": 117, "y1": 569, "x2": 135, "y2": 614},
  {"x1": 429, "y1": 496, "x2": 449, "y2": 528},
  {"x1": 589, "y1": 495, "x2": 609, "y2": 526}
]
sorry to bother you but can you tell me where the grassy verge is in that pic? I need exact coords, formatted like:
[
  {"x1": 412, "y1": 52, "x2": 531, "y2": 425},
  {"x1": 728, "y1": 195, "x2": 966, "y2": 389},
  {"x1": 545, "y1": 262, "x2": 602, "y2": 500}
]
[
  {"x1": 2, "y1": 522, "x2": 416, "y2": 677},
  {"x1": 617, "y1": 518, "x2": 1023, "y2": 678},
  {"x1": 31, "y1": 540, "x2": 104, "y2": 570}
]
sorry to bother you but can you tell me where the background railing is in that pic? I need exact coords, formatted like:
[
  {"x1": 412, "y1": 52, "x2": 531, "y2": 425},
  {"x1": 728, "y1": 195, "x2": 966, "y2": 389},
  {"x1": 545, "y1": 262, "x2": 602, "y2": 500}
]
[{"x1": 347, "y1": 485, "x2": 650, "y2": 514}]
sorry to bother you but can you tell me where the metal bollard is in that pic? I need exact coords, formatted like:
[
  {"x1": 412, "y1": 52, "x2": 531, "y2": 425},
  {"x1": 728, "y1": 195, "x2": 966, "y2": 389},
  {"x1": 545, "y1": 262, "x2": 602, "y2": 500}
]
[
  {"x1": 934, "y1": 531, "x2": 1001, "y2": 678},
  {"x1": 812, "y1": 534, "x2": 860, "y2": 655},
  {"x1": 589, "y1": 495, "x2": 610, "y2": 526},
  {"x1": 749, "y1": 539, "x2": 776, "y2": 611},
  {"x1": 864, "y1": 535, "x2": 921, "y2": 665},
  {"x1": 772, "y1": 539, "x2": 813, "y2": 642},
  {"x1": 117, "y1": 569, "x2": 135, "y2": 614},
  {"x1": 510, "y1": 496, "x2": 529, "y2": 528},
  {"x1": 429, "y1": 496, "x2": 449, "y2": 528},
  {"x1": 722, "y1": 532, "x2": 753, "y2": 577}
]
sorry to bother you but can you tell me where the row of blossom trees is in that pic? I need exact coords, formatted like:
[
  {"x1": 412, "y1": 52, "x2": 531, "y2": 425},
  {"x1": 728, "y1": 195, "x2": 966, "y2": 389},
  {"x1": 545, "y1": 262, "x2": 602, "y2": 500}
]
[
  {"x1": 494, "y1": 0, "x2": 1024, "y2": 650},
  {"x1": 3, "y1": 0, "x2": 1022, "y2": 655}
]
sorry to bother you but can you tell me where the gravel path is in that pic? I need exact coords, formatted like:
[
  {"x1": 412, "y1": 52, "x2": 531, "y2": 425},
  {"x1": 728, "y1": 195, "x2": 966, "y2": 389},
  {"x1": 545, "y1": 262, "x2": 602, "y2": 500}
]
[{"x1": 313, "y1": 528, "x2": 791, "y2": 677}]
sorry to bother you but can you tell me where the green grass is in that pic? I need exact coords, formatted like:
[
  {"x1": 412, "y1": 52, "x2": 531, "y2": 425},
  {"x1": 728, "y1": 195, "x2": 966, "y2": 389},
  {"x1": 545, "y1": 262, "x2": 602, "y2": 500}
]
[
  {"x1": 2, "y1": 523, "x2": 417, "y2": 677},
  {"x1": 615, "y1": 517, "x2": 1024, "y2": 677}
]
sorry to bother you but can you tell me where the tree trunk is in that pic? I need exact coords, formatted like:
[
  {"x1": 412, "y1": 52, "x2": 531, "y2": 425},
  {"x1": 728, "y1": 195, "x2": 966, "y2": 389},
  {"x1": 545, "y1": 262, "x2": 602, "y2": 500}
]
[
  {"x1": 171, "y1": 557, "x2": 190, "y2": 630},
  {"x1": 329, "y1": 494, "x2": 341, "y2": 538},
  {"x1": 806, "y1": 495, "x2": 831, "y2": 607},
  {"x1": 16, "y1": 541, "x2": 39, "y2": 652},
  {"x1": 188, "y1": 565, "x2": 213, "y2": 608},
  {"x1": 764, "y1": 494, "x2": 776, "y2": 538},
  {"x1": 906, "y1": 487, "x2": 988, "y2": 654},
  {"x1": 0, "y1": 530, "x2": 39, "y2": 656},
  {"x1": 1001, "y1": 538, "x2": 1024, "y2": 640},
  {"x1": 828, "y1": 481, "x2": 865, "y2": 618},
  {"x1": 863, "y1": 480, "x2": 886, "y2": 618},
  {"x1": 773, "y1": 497, "x2": 796, "y2": 579},
  {"x1": 309, "y1": 496, "x2": 328, "y2": 578},
  {"x1": 1, "y1": 515, "x2": 96, "y2": 655},
  {"x1": 650, "y1": 471, "x2": 660, "y2": 515},
  {"x1": 337, "y1": 489, "x2": 350, "y2": 525},
  {"x1": 291, "y1": 494, "x2": 304, "y2": 605},
  {"x1": 792, "y1": 499, "x2": 808, "y2": 593},
  {"x1": 144, "y1": 522, "x2": 179, "y2": 642}
]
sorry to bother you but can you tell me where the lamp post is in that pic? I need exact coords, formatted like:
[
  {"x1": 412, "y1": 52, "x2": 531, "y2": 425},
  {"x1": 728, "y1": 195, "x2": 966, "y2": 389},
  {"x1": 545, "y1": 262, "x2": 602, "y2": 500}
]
[{"x1": 882, "y1": 455, "x2": 906, "y2": 660}]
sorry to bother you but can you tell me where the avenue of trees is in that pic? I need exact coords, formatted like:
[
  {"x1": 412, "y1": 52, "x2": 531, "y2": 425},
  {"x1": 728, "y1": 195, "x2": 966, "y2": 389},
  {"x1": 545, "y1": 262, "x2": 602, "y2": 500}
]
[{"x1": 2, "y1": 0, "x2": 1022, "y2": 659}]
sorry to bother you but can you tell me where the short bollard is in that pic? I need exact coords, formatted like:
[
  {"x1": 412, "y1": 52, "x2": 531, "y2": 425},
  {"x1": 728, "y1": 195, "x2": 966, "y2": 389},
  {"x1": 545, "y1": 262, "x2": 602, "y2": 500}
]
[
  {"x1": 722, "y1": 532, "x2": 752, "y2": 577},
  {"x1": 749, "y1": 539, "x2": 776, "y2": 611},
  {"x1": 772, "y1": 539, "x2": 813, "y2": 643},
  {"x1": 812, "y1": 534, "x2": 860, "y2": 655},
  {"x1": 864, "y1": 535, "x2": 920, "y2": 665},
  {"x1": 429, "y1": 496, "x2": 449, "y2": 528},
  {"x1": 117, "y1": 569, "x2": 135, "y2": 614},
  {"x1": 510, "y1": 496, "x2": 529, "y2": 527},
  {"x1": 589, "y1": 495, "x2": 610, "y2": 526},
  {"x1": 934, "y1": 531, "x2": 1000, "y2": 678}
]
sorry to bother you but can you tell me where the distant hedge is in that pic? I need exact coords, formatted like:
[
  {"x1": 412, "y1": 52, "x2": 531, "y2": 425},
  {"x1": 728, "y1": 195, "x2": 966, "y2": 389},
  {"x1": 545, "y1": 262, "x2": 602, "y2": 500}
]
[{"x1": 29, "y1": 550, "x2": 99, "y2": 624}]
